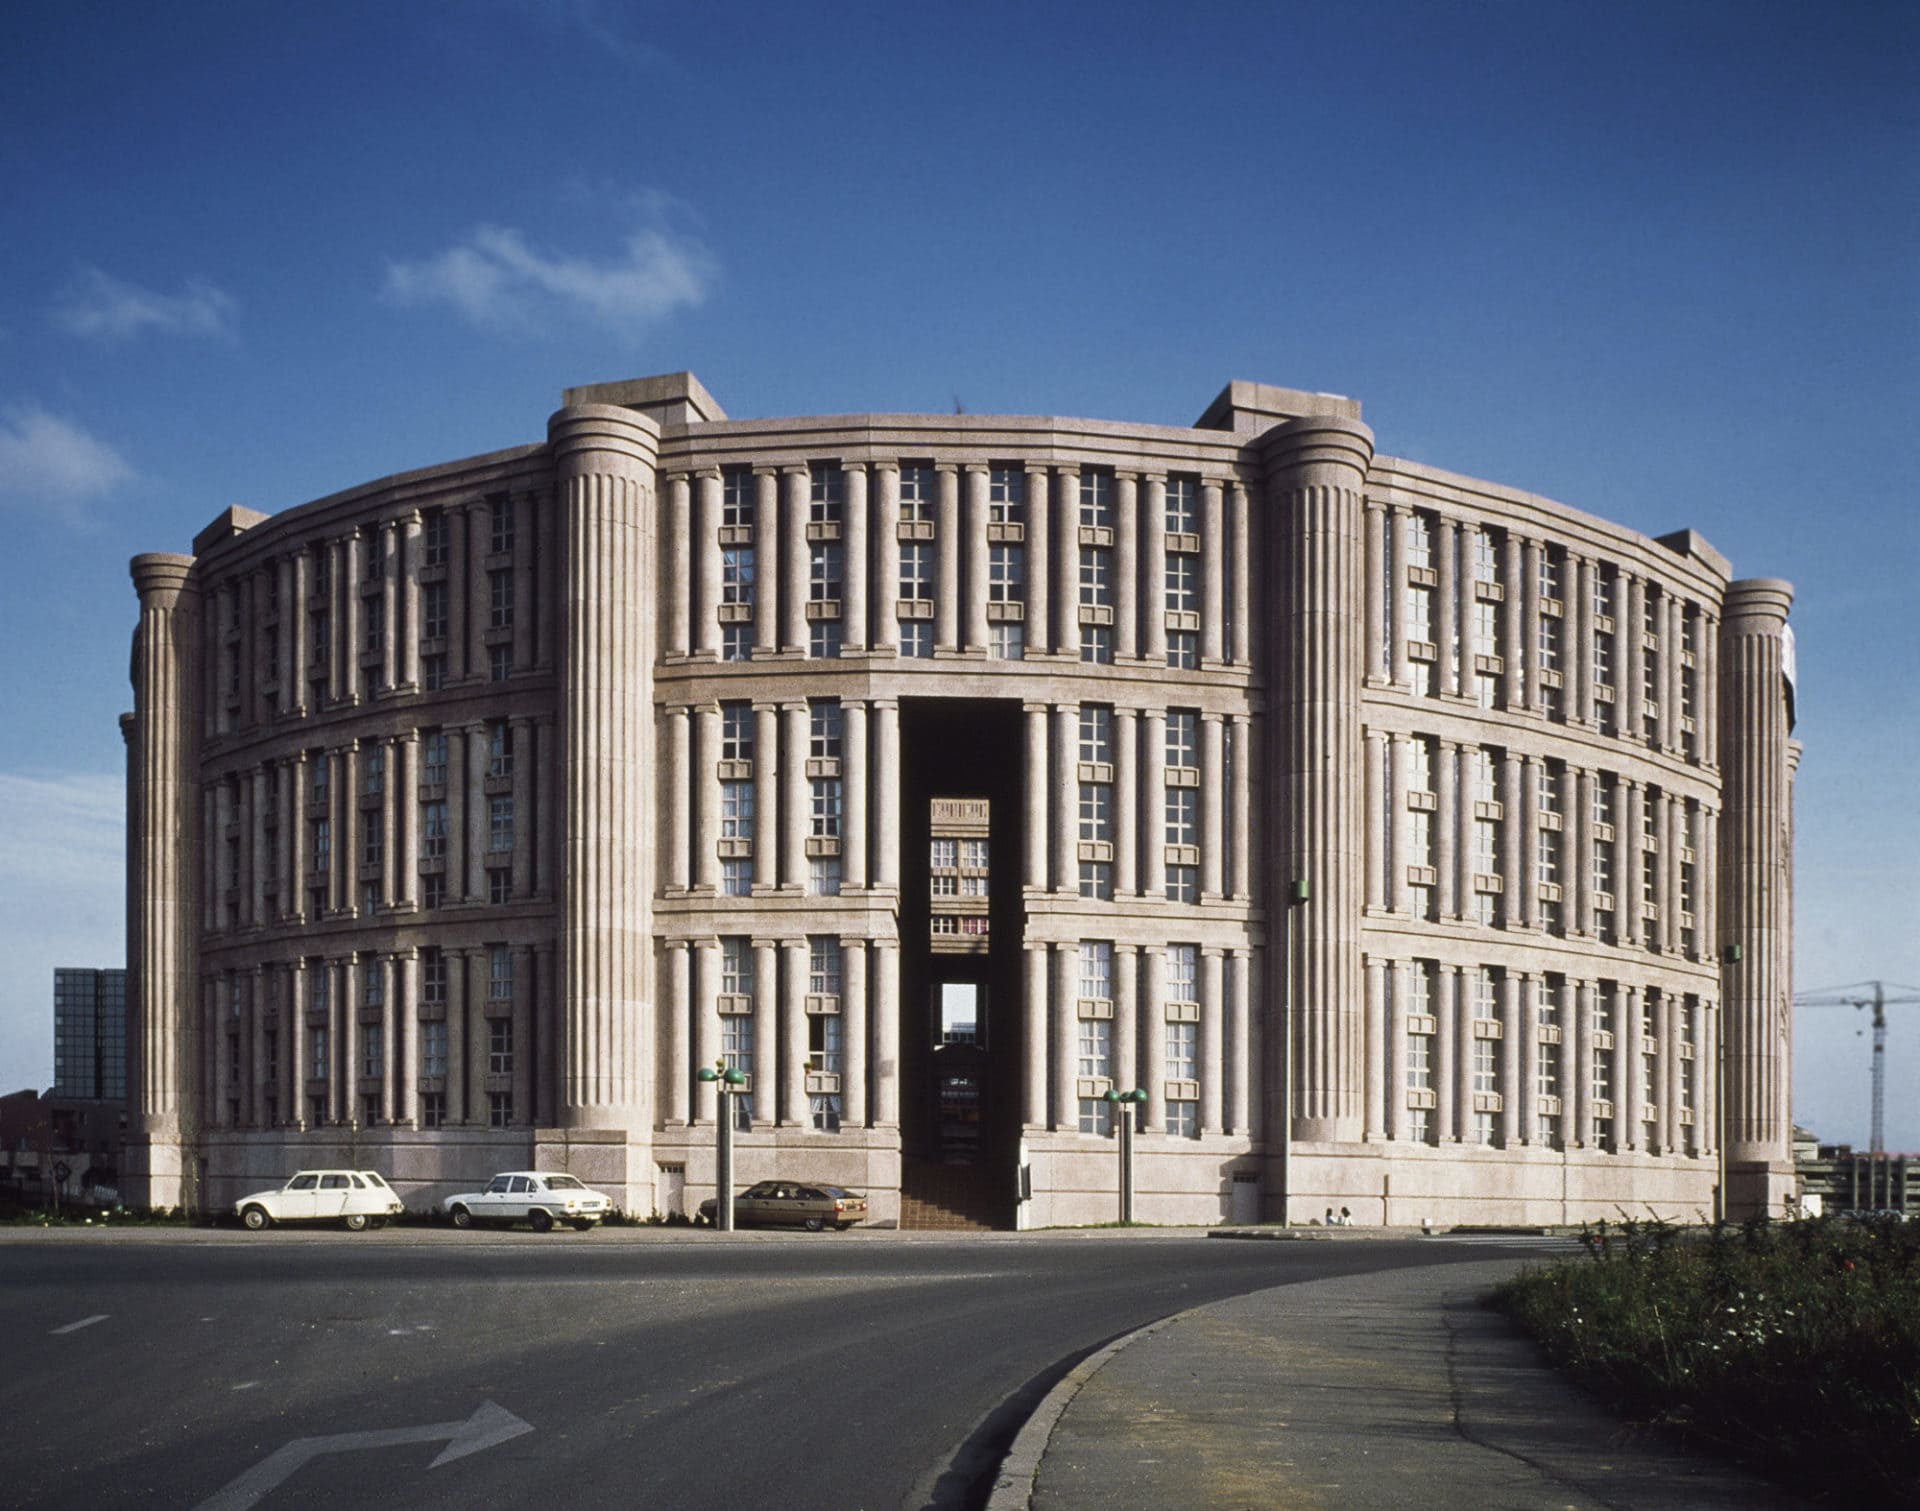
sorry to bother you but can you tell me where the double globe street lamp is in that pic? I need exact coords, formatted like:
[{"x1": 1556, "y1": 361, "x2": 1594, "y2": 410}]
[
  {"x1": 1102, "y1": 1087, "x2": 1148, "y2": 1224},
  {"x1": 696, "y1": 1062, "x2": 750, "y2": 1231}
]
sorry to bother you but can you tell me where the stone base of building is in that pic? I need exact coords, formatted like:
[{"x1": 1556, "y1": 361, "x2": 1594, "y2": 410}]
[
  {"x1": 1724, "y1": 1158, "x2": 1799, "y2": 1222},
  {"x1": 123, "y1": 1129, "x2": 195, "y2": 1213},
  {"x1": 651, "y1": 1125, "x2": 904, "y2": 1226},
  {"x1": 1280, "y1": 1140, "x2": 1723, "y2": 1228}
]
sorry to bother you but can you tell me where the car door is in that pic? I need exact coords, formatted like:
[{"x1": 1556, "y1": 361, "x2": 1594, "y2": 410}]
[
  {"x1": 276, "y1": 1173, "x2": 320, "y2": 1221},
  {"x1": 737, "y1": 1181, "x2": 780, "y2": 1226},
  {"x1": 507, "y1": 1176, "x2": 536, "y2": 1220},
  {"x1": 314, "y1": 1173, "x2": 352, "y2": 1220},
  {"x1": 476, "y1": 1175, "x2": 513, "y2": 1221}
]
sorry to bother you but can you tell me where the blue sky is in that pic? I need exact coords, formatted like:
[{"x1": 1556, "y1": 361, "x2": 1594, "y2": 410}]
[{"x1": 1, "y1": 1, "x2": 1914, "y2": 1149}]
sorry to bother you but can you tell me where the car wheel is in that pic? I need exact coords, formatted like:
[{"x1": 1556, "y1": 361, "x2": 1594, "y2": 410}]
[
  {"x1": 530, "y1": 1208, "x2": 555, "y2": 1234},
  {"x1": 344, "y1": 1213, "x2": 369, "y2": 1232},
  {"x1": 242, "y1": 1205, "x2": 271, "y2": 1231},
  {"x1": 803, "y1": 1215, "x2": 825, "y2": 1232},
  {"x1": 835, "y1": 1223, "x2": 853, "y2": 1232},
  {"x1": 450, "y1": 1205, "x2": 473, "y2": 1230}
]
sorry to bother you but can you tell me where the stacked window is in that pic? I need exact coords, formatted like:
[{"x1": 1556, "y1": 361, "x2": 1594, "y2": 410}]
[
  {"x1": 898, "y1": 463, "x2": 935, "y2": 658},
  {"x1": 1077, "y1": 943, "x2": 1116, "y2": 1135},
  {"x1": 718, "y1": 702, "x2": 754, "y2": 895},
  {"x1": 1592, "y1": 776, "x2": 1616, "y2": 941},
  {"x1": 1537, "y1": 761, "x2": 1563, "y2": 933},
  {"x1": 1404, "y1": 959, "x2": 1436, "y2": 1143},
  {"x1": 1164, "y1": 474, "x2": 1199, "y2": 669},
  {"x1": 1592, "y1": 985, "x2": 1615, "y2": 1149},
  {"x1": 1078, "y1": 705, "x2": 1114, "y2": 899},
  {"x1": 1164, "y1": 944, "x2": 1199, "y2": 1137},
  {"x1": 1536, "y1": 976, "x2": 1563, "y2": 1146},
  {"x1": 1078, "y1": 469, "x2": 1115, "y2": 665},
  {"x1": 1165, "y1": 710, "x2": 1199, "y2": 903},
  {"x1": 720, "y1": 935, "x2": 754, "y2": 1123},
  {"x1": 1404, "y1": 512, "x2": 1435, "y2": 697}
]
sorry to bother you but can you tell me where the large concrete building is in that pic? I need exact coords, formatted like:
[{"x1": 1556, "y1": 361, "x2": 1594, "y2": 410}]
[{"x1": 122, "y1": 373, "x2": 1800, "y2": 1225}]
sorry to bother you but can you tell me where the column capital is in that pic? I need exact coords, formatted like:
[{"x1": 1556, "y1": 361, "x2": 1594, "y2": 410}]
[
  {"x1": 780, "y1": 463, "x2": 809, "y2": 478},
  {"x1": 868, "y1": 458, "x2": 899, "y2": 475}
]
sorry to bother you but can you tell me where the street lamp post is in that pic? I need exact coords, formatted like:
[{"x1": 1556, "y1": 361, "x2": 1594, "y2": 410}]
[
  {"x1": 696, "y1": 1062, "x2": 749, "y2": 1232},
  {"x1": 1102, "y1": 1088, "x2": 1148, "y2": 1224}
]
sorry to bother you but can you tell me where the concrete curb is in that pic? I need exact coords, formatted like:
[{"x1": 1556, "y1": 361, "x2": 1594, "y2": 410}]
[{"x1": 984, "y1": 1311, "x2": 1182, "y2": 1511}]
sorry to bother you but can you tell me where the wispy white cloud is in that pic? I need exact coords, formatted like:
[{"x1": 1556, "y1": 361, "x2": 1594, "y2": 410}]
[
  {"x1": 51, "y1": 267, "x2": 237, "y2": 341},
  {"x1": 0, "y1": 772, "x2": 123, "y2": 891},
  {"x1": 0, "y1": 406, "x2": 134, "y2": 522},
  {"x1": 383, "y1": 205, "x2": 716, "y2": 338}
]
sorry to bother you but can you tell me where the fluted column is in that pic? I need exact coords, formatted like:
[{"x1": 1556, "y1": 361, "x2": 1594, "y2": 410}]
[
  {"x1": 1201, "y1": 948, "x2": 1225, "y2": 1133},
  {"x1": 668, "y1": 472, "x2": 693, "y2": 657},
  {"x1": 843, "y1": 463, "x2": 869, "y2": 651},
  {"x1": 1141, "y1": 709, "x2": 1166, "y2": 899},
  {"x1": 1388, "y1": 506, "x2": 1411, "y2": 689},
  {"x1": 1572, "y1": 767, "x2": 1593, "y2": 936},
  {"x1": 781, "y1": 938, "x2": 809, "y2": 1125},
  {"x1": 663, "y1": 706, "x2": 690, "y2": 891},
  {"x1": 963, "y1": 464, "x2": 990, "y2": 653},
  {"x1": 1141, "y1": 475, "x2": 1167, "y2": 665},
  {"x1": 1436, "y1": 741, "x2": 1458, "y2": 919},
  {"x1": 1050, "y1": 944, "x2": 1075, "y2": 1131},
  {"x1": 127, "y1": 553, "x2": 200, "y2": 1209},
  {"x1": 873, "y1": 938, "x2": 900, "y2": 1126},
  {"x1": 842, "y1": 939, "x2": 868, "y2": 1126},
  {"x1": 934, "y1": 465, "x2": 960, "y2": 654},
  {"x1": 1024, "y1": 944, "x2": 1049, "y2": 1128},
  {"x1": 874, "y1": 701, "x2": 900, "y2": 890},
  {"x1": 1025, "y1": 465, "x2": 1050, "y2": 656},
  {"x1": 754, "y1": 704, "x2": 780, "y2": 891},
  {"x1": 1115, "y1": 945, "x2": 1140, "y2": 1103},
  {"x1": 780, "y1": 702, "x2": 808, "y2": 891},
  {"x1": 872, "y1": 462, "x2": 900, "y2": 656},
  {"x1": 1386, "y1": 963, "x2": 1409, "y2": 1142},
  {"x1": 1142, "y1": 947, "x2": 1166, "y2": 1132},
  {"x1": 1364, "y1": 503, "x2": 1387, "y2": 684},
  {"x1": 462, "y1": 723, "x2": 486, "y2": 902},
  {"x1": 1499, "y1": 971, "x2": 1522, "y2": 1146},
  {"x1": 1571, "y1": 556, "x2": 1594, "y2": 725},
  {"x1": 1201, "y1": 478, "x2": 1225, "y2": 666},
  {"x1": 1719, "y1": 578, "x2": 1796, "y2": 1214},
  {"x1": 1389, "y1": 736, "x2": 1413, "y2": 915},
  {"x1": 1024, "y1": 705, "x2": 1048, "y2": 890},
  {"x1": 550, "y1": 401, "x2": 659, "y2": 1134},
  {"x1": 693, "y1": 939, "x2": 719, "y2": 1124},
  {"x1": 754, "y1": 469, "x2": 781, "y2": 659},
  {"x1": 751, "y1": 939, "x2": 777, "y2": 1126},
  {"x1": 1572, "y1": 979, "x2": 1594, "y2": 1147},
  {"x1": 1228, "y1": 951, "x2": 1250, "y2": 1134},
  {"x1": 1435, "y1": 518, "x2": 1459, "y2": 697},
  {"x1": 1114, "y1": 708, "x2": 1139, "y2": 897},
  {"x1": 1051, "y1": 704, "x2": 1075, "y2": 893},
  {"x1": 1621, "y1": 779, "x2": 1645, "y2": 948},
  {"x1": 395, "y1": 950, "x2": 417, "y2": 1126},
  {"x1": 461, "y1": 506, "x2": 485, "y2": 684},
  {"x1": 781, "y1": 465, "x2": 808, "y2": 654},
  {"x1": 844, "y1": 701, "x2": 869, "y2": 888},
  {"x1": 1053, "y1": 467, "x2": 1080, "y2": 659},
  {"x1": 1200, "y1": 714, "x2": 1226, "y2": 900},
  {"x1": 1229, "y1": 482, "x2": 1251, "y2": 666},
  {"x1": 663, "y1": 941, "x2": 690, "y2": 1125},
  {"x1": 1363, "y1": 956, "x2": 1386, "y2": 1140},
  {"x1": 1622, "y1": 574, "x2": 1646, "y2": 740},
  {"x1": 1228, "y1": 715, "x2": 1251, "y2": 901},
  {"x1": 1501, "y1": 534, "x2": 1525, "y2": 710},
  {"x1": 1114, "y1": 473, "x2": 1140, "y2": 661},
  {"x1": 1267, "y1": 412, "x2": 1374, "y2": 1144},
  {"x1": 693, "y1": 703, "x2": 720, "y2": 892},
  {"x1": 1434, "y1": 965, "x2": 1457, "y2": 1144}
]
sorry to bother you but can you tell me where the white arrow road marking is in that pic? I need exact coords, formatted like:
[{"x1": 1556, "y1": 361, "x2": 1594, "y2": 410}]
[
  {"x1": 193, "y1": 1400, "x2": 533, "y2": 1511},
  {"x1": 50, "y1": 1314, "x2": 108, "y2": 1335}
]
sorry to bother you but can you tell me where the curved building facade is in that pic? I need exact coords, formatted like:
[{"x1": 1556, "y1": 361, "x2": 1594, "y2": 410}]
[{"x1": 122, "y1": 372, "x2": 1799, "y2": 1225}]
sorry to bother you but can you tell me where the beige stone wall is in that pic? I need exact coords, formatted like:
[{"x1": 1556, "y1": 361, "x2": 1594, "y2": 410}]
[{"x1": 129, "y1": 373, "x2": 1793, "y2": 1224}]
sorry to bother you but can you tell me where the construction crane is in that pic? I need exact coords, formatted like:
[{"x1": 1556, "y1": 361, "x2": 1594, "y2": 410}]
[{"x1": 1793, "y1": 980, "x2": 1920, "y2": 1156}]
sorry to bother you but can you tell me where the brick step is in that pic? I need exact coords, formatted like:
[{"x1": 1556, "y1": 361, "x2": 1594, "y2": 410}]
[{"x1": 899, "y1": 1160, "x2": 1009, "y2": 1231}]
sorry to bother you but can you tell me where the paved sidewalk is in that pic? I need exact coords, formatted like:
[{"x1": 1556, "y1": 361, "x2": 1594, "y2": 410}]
[{"x1": 1005, "y1": 1257, "x2": 1807, "y2": 1511}]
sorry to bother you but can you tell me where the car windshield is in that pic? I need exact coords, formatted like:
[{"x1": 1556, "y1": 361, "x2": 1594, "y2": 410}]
[
  {"x1": 817, "y1": 1185, "x2": 855, "y2": 1198},
  {"x1": 544, "y1": 1176, "x2": 586, "y2": 1191},
  {"x1": 363, "y1": 1172, "x2": 391, "y2": 1187},
  {"x1": 288, "y1": 1174, "x2": 317, "y2": 1191}
]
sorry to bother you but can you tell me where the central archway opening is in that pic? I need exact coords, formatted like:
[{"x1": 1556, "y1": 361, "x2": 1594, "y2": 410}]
[{"x1": 898, "y1": 697, "x2": 1025, "y2": 1228}]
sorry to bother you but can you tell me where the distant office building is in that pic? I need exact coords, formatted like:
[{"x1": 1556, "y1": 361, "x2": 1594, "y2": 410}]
[
  {"x1": 54, "y1": 968, "x2": 127, "y2": 1102},
  {"x1": 122, "y1": 372, "x2": 1800, "y2": 1225}
]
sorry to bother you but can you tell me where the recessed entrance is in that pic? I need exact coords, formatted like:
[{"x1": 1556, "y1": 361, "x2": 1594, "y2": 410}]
[{"x1": 898, "y1": 698, "x2": 1024, "y2": 1228}]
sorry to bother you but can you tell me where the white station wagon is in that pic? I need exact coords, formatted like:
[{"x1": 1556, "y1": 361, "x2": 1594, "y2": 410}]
[
  {"x1": 442, "y1": 1171, "x2": 613, "y2": 1232},
  {"x1": 235, "y1": 1170, "x2": 405, "y2": 1231}
]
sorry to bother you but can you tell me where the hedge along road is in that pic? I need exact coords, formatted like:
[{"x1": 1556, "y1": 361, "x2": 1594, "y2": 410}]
[{"x1": 0, "y1": 1227, "x2": 1536, "y2": 1511}]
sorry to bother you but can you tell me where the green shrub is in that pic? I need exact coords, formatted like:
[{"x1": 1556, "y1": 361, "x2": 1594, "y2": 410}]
[{"x1": 1493, "y1": 1216, "x2": 1920, "y2": 1506}]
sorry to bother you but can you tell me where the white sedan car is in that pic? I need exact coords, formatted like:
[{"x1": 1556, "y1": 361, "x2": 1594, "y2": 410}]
[
  {"x1": 441, "y1": 1172, "x2": 613, "y2": 1232},
  {"x1": 236, "y1": 1170, "x2": 405, "y2": 1231}
]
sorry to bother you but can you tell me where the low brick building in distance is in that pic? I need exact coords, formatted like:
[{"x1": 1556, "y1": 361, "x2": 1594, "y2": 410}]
[{"x1": 121, "y1": 372, "x2": 1800, "y2": 1226}]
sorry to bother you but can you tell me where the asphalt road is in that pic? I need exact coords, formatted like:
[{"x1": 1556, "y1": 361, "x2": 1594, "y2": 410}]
[{"x1": 0, "y1": 1227, "x2": 1543, "y2": 1510}]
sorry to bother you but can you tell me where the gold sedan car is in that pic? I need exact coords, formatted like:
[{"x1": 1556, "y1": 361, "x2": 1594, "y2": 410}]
[{"x1": 698, "y1": 1180, "x2": 869, "y2": 1231}]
